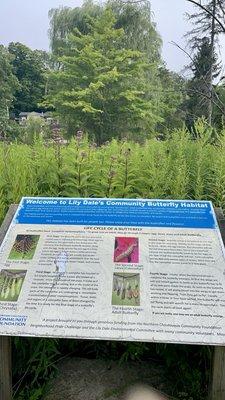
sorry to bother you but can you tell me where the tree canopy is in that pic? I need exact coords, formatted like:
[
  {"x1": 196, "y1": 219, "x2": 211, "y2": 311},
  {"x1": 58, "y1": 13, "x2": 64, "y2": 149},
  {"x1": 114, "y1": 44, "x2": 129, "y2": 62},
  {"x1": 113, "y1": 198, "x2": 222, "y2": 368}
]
[
  {"x1": 1, "y1": 0, "x2": 224, "y2": 140},
  {"x1": 49, "y1": 0, "x2": 103, "y2": 55},
  {"x1": 0, "y1": 45, "x2": 19, "y2": 135},
  {"x1": 8, "y1": 42, "x2": 48, "y2": 115},
  {"x1": 48, "y1": 0, "x2": 162, "y2": 59},
  {"x1": 46, "y1": 1, "x2": 185, "y2": 141},
  {"x1": 186, "y1": 0, "x2": 225, "y2": 124}
]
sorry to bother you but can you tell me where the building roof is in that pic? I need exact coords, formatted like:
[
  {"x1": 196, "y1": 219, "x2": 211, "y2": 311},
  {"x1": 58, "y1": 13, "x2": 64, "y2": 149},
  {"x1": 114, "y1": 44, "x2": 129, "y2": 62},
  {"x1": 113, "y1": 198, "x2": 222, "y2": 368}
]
[
  {"x1": 19, "y1": 111, "x2": 44, "y2": 118},
  {"x1": 19, "y1": 112, "x2": 29, "y2": 117}
]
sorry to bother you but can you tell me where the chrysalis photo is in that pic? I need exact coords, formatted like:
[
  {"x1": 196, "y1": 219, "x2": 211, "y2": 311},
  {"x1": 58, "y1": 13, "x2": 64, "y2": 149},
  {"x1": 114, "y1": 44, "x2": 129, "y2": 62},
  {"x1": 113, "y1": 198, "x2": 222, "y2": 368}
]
[
  {"x1": 112, "y1": 273, "x2": 140, "y2": 306},
  {"x1": 114, "y1": 237, "x2": 139, "y2": 263},
  {"x1": 0, "y1": 270, "x2": 27, "y2": 302},
  {"x1": 8, "y1": 235, "x2": 40, "y2": 260}
]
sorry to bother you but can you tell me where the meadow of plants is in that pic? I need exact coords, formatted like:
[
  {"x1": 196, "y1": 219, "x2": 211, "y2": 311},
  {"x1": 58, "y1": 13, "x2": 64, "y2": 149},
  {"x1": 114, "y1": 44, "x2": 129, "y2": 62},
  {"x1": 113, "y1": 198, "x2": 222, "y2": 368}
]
[
  {"x1": 1, "y1": 122, "x2": 225, "y2": 400},
  {"x1": 1, "y1": 121, "x2": 225, "y2": 224}
]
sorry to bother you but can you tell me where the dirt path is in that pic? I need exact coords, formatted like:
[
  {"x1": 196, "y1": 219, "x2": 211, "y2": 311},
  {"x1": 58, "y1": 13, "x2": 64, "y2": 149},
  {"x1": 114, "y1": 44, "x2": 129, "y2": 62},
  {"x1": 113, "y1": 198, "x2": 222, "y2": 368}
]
[{"x1": 45, "y1": 357, "x2": 173, "y2": 400}]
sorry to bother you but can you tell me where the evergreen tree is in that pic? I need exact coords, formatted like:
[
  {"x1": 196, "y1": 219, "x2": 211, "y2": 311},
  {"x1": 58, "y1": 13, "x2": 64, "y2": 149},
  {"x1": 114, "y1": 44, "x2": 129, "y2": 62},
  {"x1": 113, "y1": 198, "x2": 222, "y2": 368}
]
[
  {"x1": 186, "y1": 0, "x2": 225, "y2": 124},
  {"x1": 185, "y1": 37, "x2": 220, "y2": 127},
  {"x1": 186, "y1": 0, "x2": 225, "y2": 34},
  {"x1": 45, "y1": 9, "x2": 163, "y2": 143}
]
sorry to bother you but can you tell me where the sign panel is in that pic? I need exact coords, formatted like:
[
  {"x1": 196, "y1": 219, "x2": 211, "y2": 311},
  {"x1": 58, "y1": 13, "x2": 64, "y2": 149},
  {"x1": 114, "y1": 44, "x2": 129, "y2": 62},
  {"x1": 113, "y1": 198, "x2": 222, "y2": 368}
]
[{"x1": 0, "y1": 197, "x2": 225, "y2": 345}]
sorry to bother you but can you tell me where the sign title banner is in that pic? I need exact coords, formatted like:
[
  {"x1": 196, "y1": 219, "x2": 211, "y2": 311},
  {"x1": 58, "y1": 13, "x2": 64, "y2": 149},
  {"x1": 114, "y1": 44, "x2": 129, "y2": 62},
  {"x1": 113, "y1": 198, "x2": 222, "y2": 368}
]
[
  {"x1": 0, "y1": 197, "x2": 225, "y2": 346},
  {"x1": 17, "y1": 198, "x2": 214, "y2": 228}
]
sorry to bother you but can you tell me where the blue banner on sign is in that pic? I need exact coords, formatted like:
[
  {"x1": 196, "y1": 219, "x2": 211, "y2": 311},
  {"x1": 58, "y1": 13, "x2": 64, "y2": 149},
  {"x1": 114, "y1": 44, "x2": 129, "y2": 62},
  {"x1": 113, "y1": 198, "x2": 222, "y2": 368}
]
[{"x1": 14, "y1": 198, "x2": 216, "y2": 229}]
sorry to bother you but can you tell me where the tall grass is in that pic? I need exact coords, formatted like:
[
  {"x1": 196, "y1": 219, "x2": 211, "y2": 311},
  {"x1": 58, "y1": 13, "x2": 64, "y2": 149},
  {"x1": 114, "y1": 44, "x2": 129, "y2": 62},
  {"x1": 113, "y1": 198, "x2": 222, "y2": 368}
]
[{"x1": 0, "y1": 124, "x2": 225, "y2": 223}]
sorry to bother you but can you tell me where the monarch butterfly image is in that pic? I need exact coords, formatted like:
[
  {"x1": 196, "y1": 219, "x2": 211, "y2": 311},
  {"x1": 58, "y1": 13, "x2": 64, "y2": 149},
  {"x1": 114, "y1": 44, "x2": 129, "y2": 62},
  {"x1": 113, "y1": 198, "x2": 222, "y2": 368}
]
[{"x1": 8, "y1": 235, "x2": 40, "y2": 260}]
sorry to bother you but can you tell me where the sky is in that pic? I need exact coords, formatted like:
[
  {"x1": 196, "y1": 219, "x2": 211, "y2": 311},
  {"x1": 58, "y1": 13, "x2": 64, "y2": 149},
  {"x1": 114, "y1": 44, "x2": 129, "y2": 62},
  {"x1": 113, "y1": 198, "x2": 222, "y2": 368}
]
[{"x1": 0, "y1": 0, "x2": 225, "y2": 76}]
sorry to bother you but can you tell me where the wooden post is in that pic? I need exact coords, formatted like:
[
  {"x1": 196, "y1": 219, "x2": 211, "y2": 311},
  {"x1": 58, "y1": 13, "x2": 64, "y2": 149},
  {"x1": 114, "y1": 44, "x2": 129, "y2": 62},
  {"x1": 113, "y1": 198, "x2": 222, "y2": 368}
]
[
  {"x1": 210, "y1": 208, "x2": 225, "y2": 400},
  {"x1": 0, "y1": 336, "x2": 12, "y2": 400},
  {"x1": 211, "y1": 347, "x2": 225, "y2": 400},
  {"x1": 0, "y1": 205, "x2": 17, "y2": 400}
]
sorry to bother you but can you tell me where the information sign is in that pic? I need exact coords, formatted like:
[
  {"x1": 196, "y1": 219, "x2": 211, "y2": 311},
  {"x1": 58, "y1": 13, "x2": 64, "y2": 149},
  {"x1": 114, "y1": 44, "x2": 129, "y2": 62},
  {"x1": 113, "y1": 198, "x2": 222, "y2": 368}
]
[{"x1": 0, "y1": 197, "x2": 225, "y2": 345}]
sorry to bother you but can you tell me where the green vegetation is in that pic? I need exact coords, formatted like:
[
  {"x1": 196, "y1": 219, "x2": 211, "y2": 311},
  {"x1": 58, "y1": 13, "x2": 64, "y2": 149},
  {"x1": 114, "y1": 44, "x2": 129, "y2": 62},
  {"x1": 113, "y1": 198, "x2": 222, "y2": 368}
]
[
  {"x1": 1, "y1": 121, "x2": 225, "y2": 223},
  {"x1": 186, "y1": 0, "x2": 225, "y2": 125},
  {"x1": 8, "y1": 43, "x2": 49, "y2": 115},
  {"x1": 45, "y1": 8, "x2": 164, "y2": 142},
  {"x1": 0, "y1": 45, "x2": 19, "y2": 137},
  {"x1": 0, "y1": 0, "x2": 224, "y2": 399},
  {"x1": 0, "y1": 0, "x2": 224, "y2": 142},
  {"x1": 0, "y1": 0, "x2": 187, "y2": 143}
]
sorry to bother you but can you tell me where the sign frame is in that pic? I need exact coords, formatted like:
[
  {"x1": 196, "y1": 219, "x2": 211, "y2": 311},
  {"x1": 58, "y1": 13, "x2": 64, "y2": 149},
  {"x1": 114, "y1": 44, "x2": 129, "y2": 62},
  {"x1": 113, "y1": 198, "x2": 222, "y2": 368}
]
[{"x1": 0, "y1": 203, "x2": 225, "y2": 400}]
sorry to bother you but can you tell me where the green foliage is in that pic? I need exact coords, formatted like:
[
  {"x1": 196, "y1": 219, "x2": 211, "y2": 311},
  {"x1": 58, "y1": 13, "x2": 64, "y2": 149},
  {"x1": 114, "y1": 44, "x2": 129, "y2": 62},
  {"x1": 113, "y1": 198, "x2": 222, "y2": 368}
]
[
  {"x1": 1, "y1": 123, "x2": 225, "y2": 219},
  {"x1": 5, "y1": 0, "x2": 225, "y2": 138},
  {"x1": 21, "y1": 116, "x2": 51, "y2": 144},
  {"x1": 48, "y1": 0, "x2": 161, "y2": 61},
  {"x1": 4, "y1": 120, "x2": 23, "y2": 140},
  {"x1": 0, "y1": 45, "x2": 19, "y2": 136},
  {"x1": 108, "y1": 0, "x2": 162, "y2": 63},
  {"x1": 8, "y1": 42, "x2": 48, "y2": 115},
  {"x1": 185, "y1": 0, "x2": 225, "y2": 127},
  {"x1": 185, "y1": 37, "x2": 220, "y2": 127},
  {"x1": 155, "y1": 343, "x2": 212, "y2": 400},
  {"x1": 213, "y1": 83, "x2": 225, "y2": 128},
  {"x1": 49, "y1": 0, "x2": 103, "y2": 55},
  {"x1": 157, "y1": 68, "x2": 186, "y2": 132},
  {"x1": 210, "y1": 129, "x2": 225, "y2": 208},
  {"x1": 187, "y1": 0, "x2": 225, "y2": 44},
  {"x1": 13, "y1": 337, "x2": 59, "y2": 399},
  {"x1": 47, "y1": 1, "x2": 183, "y2": 141},
  {"x1": 45, "y1": 8, "x2": 162, "y2": 143}
]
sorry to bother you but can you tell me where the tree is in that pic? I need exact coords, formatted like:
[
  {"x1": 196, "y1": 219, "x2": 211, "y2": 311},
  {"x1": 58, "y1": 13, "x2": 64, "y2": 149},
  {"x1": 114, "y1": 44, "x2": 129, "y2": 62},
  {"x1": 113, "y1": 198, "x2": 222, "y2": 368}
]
[
  {"x1": 185, "y1": 37, "x2": 220, "y2": 127},
  {"x1": 186, "y1": 0, "x2": 225, "y2": 124},
  {"x1": 48, "y1": 1, "x2": 186, "y2": 139},
  {"x1": 156, "y1": 67, "x2": 186, "y2": 132},
  {"x1": 48, "y1": 0, "x2": 102, "y2": 55},
  {"x1": 186, "y1": 0, "x2": 225, "y2": 33},
  {"x1": 0, "y1": 45, "x2": 19, "y2": 136},
  {"x1": 213, "y1": 81, "x2": 225, "y2": 127},
  {"x1": 8, "y1": 42, "x2": 48, "y2": 115},
  {"x1": 48, "y1": 0, "x2": 161, "y2": 62},
  {"x1": 45, "y1": 9, "x2": 163, "y2": 143},
  {"x1": 108, "y1": 0, "x2": 161, "y2": 63}
]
